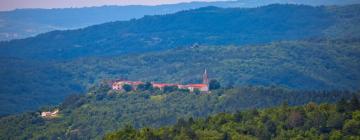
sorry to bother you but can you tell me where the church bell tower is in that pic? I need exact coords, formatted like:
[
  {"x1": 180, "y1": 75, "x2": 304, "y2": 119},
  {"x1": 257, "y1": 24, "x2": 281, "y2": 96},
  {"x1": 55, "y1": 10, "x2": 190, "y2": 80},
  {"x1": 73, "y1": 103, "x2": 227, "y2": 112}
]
[{"x1": 203, "y1": 69, "x2": 209, "y2": 85}]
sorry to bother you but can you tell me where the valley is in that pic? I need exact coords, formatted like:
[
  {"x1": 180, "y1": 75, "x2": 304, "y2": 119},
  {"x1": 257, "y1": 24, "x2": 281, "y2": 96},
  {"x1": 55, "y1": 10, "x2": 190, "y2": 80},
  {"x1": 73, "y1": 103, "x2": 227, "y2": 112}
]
[{"x1": 0, "y1": 2, "x2": 359, "y2": 139}]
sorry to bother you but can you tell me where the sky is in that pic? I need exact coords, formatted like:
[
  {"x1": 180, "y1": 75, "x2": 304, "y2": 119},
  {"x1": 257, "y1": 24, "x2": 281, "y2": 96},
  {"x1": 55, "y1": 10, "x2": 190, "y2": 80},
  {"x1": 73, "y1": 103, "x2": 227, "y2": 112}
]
[{"x1": 0, "y1": 0, "x2": 230, "y2": 11}]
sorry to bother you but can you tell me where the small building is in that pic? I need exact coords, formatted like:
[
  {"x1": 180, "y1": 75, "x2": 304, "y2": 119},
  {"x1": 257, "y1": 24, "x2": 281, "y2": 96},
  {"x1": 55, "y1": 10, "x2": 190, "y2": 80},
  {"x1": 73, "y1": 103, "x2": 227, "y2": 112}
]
[
  {"x1": 112, "y1": 80, "x2": 144, "y2": 91},
  {"x1": 183, "y1": 84, "x2": 209, "y2": 92},
  {"x1": 41, "y1": 109, "x2": 59, "y2": 118}
]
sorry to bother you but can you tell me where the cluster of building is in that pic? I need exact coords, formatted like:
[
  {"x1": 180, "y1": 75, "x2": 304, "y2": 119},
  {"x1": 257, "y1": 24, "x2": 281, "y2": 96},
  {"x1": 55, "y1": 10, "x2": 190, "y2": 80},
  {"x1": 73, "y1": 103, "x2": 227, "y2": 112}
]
[{"x1": 112, "y1": 69, "x2": 209, "y2": 92}]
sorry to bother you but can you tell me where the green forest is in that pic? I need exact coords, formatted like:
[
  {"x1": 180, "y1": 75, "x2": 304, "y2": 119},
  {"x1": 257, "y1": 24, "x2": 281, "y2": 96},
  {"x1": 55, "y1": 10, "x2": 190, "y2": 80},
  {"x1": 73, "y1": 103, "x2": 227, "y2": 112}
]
[
  {"x1": 0, "y1": 3, "x2": 359, "y2": 140},
  {"x1": 105, "y1": 96, "x2": 360, "y2": 140},
  {"x1": 1, "y1": 39, "x2": 360, "y2": 115},
  {"x1": 1, "y1": 4, "x2": 360, "y2": 115},
  {"x1": 0, "y1": 83, "x2": 358, "y2": 139},
  {"x1": 61, "y1": 39, "x2": 360, "y2": 90}
]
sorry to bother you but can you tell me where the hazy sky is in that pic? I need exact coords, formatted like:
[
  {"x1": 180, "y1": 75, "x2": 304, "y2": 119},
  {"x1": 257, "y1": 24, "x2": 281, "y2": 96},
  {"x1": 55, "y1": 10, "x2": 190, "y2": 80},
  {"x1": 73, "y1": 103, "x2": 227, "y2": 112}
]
[{"x1": 0, "y1": 0, "x2": 229, "y2": 11}]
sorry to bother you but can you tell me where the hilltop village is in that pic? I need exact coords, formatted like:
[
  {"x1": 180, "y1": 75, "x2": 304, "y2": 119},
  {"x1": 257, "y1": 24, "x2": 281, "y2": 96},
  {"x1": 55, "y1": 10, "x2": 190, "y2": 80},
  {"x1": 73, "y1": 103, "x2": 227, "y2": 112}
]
[{"x1": 112, "y1": 69, "x2": 210, "y2": 93}]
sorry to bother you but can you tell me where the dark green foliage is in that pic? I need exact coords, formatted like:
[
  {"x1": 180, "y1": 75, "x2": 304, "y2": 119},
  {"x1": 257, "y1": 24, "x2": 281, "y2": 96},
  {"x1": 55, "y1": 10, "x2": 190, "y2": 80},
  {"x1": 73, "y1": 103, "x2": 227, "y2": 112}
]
[
  {"x1": 0, "y1": 86, "x2": 357, "y2": 139},
  {"x1": 193, "y1": 89, "x2": 201, "y2": 95},
  {"x1": 1, "y1": 4, "x2": 360, "y2": 115},
  {"x1": 60, "y1": 94, "x2": 86, "y2": 110},
  {"x1": 61, "y1": 40, "x2": 360, "y2": 91},
  {"x1": 350, "y1": 95, "x2": 360, "y2": 111},
  {"x1": 122, "y1": 84, "x2": 133, "y2": 92},
  {"x1": 137, "y1": 82, "x2": 154, "y2": 91},
  {"x1": 104, "y1": 125, "x2": 137, "y2": 140},
  {"x1": 0, "y1": 58, "x2": 84, "y2": 115},
  {"x1": 209, "y1": 79, "x2": 221, "y2": 90},
  {"x1": 1, "y1": 39, "x2": 360, "y2": 115},
  {"x1": 336, "y1": 98, "x2": 348, "y2": 113},
  {"x1": 104, "y1": 100, "x2": 360, "y2": 140},
  {"x1": 163, "y1": 86, "x2": 178, "y2": 93}
]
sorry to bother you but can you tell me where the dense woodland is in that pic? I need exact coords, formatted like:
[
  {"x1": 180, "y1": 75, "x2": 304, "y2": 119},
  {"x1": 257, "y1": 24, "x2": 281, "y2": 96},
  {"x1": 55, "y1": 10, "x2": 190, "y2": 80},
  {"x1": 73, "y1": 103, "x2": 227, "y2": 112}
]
[
  {"x1": 1, "y1": 4, "x2": 360, "y2": 115},
  {"x1": 0, "y1": 84, "x2": 358, "y2": 139},
  {"x1": 2, "y1": 0, "x2": 309, "y2": 41},
  {"x1": 0, "y1": 4, "x2": 359, "y2": 139},
  {"x1": 61, "y1": 39, "x2": 360, "y2": 90},
  {"x1": 105, "y1": 97, "x2": 360, "y2": 140},
  {"x1": 1, "y1": 4, "x2": 360, "y2": 60},
  {"x1": 1, "y1": 38, "x2": 360, "y2": 115}
]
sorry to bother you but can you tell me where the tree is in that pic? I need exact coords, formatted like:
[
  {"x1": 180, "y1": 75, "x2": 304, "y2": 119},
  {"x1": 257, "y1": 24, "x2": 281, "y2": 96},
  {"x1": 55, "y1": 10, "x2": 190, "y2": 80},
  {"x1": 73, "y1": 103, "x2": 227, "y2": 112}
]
[
  {"x1": 193, "y1": 89, "x2": 201, "y2": 95},
  {"x1": 138, "y1": 128, "x2": 159, "y2": 140},
  {"x1": 223, "y1": 132, "x2": 231, "y2": 140},
  {"x1": 336, "y1": 98, "x2": 348, "y2": 113},
  {"x1": 163, "y1": 86, "x2": 178, "y2": 93},
  {"x1": 104, "y1": 125, "x2": 136, "y2": 140},
  {"x1": 265, "y1": 120, "x2": 277, "y2": 135},
  {"x1": 60, "y1": 94, "x2": 84, "y2": 110},
  {"x1": 138, "y1": 82, "x2": 153, "y2": 91},
  {"x1": 288, "y1": 111, "x2": 304, "y2": 128},
  {"x1": 209, "y1": 79, "x2": 221, "y2": 90},
  {"x1": 122, "y1": 84, "x2": 133, "y2": 92},
  {"x1": 349, "y1": 95, "x2": 360, "y2": 111},
  {"x1": 343, "y1": 119, "x2": 360, "y2": 135}
]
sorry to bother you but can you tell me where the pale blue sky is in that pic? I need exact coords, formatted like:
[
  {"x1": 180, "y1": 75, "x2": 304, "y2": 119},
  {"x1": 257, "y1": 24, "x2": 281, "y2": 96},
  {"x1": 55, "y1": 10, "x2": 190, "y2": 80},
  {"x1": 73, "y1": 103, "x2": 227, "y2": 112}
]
[{"x1": 0, "y1": 0, "x2": 230, "y2": 11}]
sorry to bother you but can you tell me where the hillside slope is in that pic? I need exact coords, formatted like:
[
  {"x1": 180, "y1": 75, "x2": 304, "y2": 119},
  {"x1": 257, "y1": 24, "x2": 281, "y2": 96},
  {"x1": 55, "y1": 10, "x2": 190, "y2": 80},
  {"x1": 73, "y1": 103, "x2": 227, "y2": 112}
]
[
  {"x1": 60, "y1": 40, "x2": 360, "y2": 90},
  {"x1": 0, "y1": 86, "x2": 356, "y2": 139},
  {"x1": 1, "y1": 39, "x2": 359, "y2": 115},
  {"x1": 1, "y1": 4, "x2": 360, "y2": 115},
  {"x1": 105, "y1": 97, "x2": 360, "y2": 140},
  {"x1": 0, "y1": 1, "x2": 246, "y2": 41},
  {"x1": 2, "y1": 4, "x2": 360, "y2": 60},
  {"x1": 0, "y1": 58, "x2": 82, "y2": 115}
]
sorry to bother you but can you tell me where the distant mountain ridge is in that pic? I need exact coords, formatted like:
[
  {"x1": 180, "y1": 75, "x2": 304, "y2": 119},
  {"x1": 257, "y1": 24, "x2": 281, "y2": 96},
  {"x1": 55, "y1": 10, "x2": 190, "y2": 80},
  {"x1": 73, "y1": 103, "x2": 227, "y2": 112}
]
[
  {"x1": 2, "y1": 4, "x2": 360, "y2": 60},
  {"x1": 1, "y1": 0, "x2": 359, "y2": 41},
  {"x1": 0, "y1": 1, "x2": 241, "y2": 41}
]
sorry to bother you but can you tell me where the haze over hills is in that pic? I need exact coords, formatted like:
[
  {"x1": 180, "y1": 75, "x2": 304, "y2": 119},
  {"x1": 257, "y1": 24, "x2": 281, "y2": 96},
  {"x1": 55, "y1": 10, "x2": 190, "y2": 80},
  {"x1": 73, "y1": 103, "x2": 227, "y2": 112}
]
[
  {"x1": 0, "y1": 1, "x2": 243, "y2": 41},
  {"x1": 1, "y1": 0, "x2": 360, "y2": 41},
  {"x1": 0, "y1": 4, "x2": 360, "y2": 116},
  {"x1": 0, "y1": 2, "x2": 360, "y2": 139},
  {"x1": 2, "y1": 4, "x2": 360, "y2": 60}
]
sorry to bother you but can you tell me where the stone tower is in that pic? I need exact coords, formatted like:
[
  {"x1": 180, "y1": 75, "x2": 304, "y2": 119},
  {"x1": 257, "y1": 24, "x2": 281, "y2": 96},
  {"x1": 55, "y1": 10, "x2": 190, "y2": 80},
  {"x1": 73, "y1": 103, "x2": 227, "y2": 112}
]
[{"x1": 203, "y1": 69, "x2": 209, "y2": 85}]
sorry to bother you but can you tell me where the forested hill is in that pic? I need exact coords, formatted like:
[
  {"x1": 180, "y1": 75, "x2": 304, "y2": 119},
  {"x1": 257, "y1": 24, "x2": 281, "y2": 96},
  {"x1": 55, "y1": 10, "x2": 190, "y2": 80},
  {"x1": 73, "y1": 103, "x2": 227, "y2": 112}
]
[
  {"x1": 104, "y1": 97, "x2": 360, "y2": 140},
  {"x1": 0, "y1": 0, "x2": 246, "y2": 41},
  {"x1": 1, "y1": 0, "x2": 359, "y2": 41},
  {"x1": 1, "y1": 39, "x2": 360, "y2": 115},
  {"x1": 61, "y1": 39, "x2": 360, "y2": 90},
  {"x1": 0, "y1": 84, "x2": 358, "y2": 139},
  {"x1": 1, "y1": 4, "x2": 360, "y2": 115},
  {"x1": 1, "y1": 4, "x2": 360, "y2": 60}
]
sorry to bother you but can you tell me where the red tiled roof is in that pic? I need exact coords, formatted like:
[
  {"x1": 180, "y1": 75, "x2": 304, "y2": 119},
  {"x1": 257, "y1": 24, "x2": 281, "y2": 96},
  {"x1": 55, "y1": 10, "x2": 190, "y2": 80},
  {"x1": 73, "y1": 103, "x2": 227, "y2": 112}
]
[
  {"x1": 113, "y1": 80, "x2": 208, "y2": 89},
  {"x1": 187, "y1": 84, "x2": 208, "y2": 88}
]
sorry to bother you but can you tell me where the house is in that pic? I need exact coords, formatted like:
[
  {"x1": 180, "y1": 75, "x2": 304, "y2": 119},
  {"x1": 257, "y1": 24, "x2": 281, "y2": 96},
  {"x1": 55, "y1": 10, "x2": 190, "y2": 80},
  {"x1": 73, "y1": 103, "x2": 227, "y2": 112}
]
[
  {"x1": 183, "y1": 84, "x2": 209, "y2": 92},
  {"x1": 112, "y1": 80, "x2": 144, "y2": 91},
  {"x1": 41, "y1": 109, "x2": 59, "y2": 118}
]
